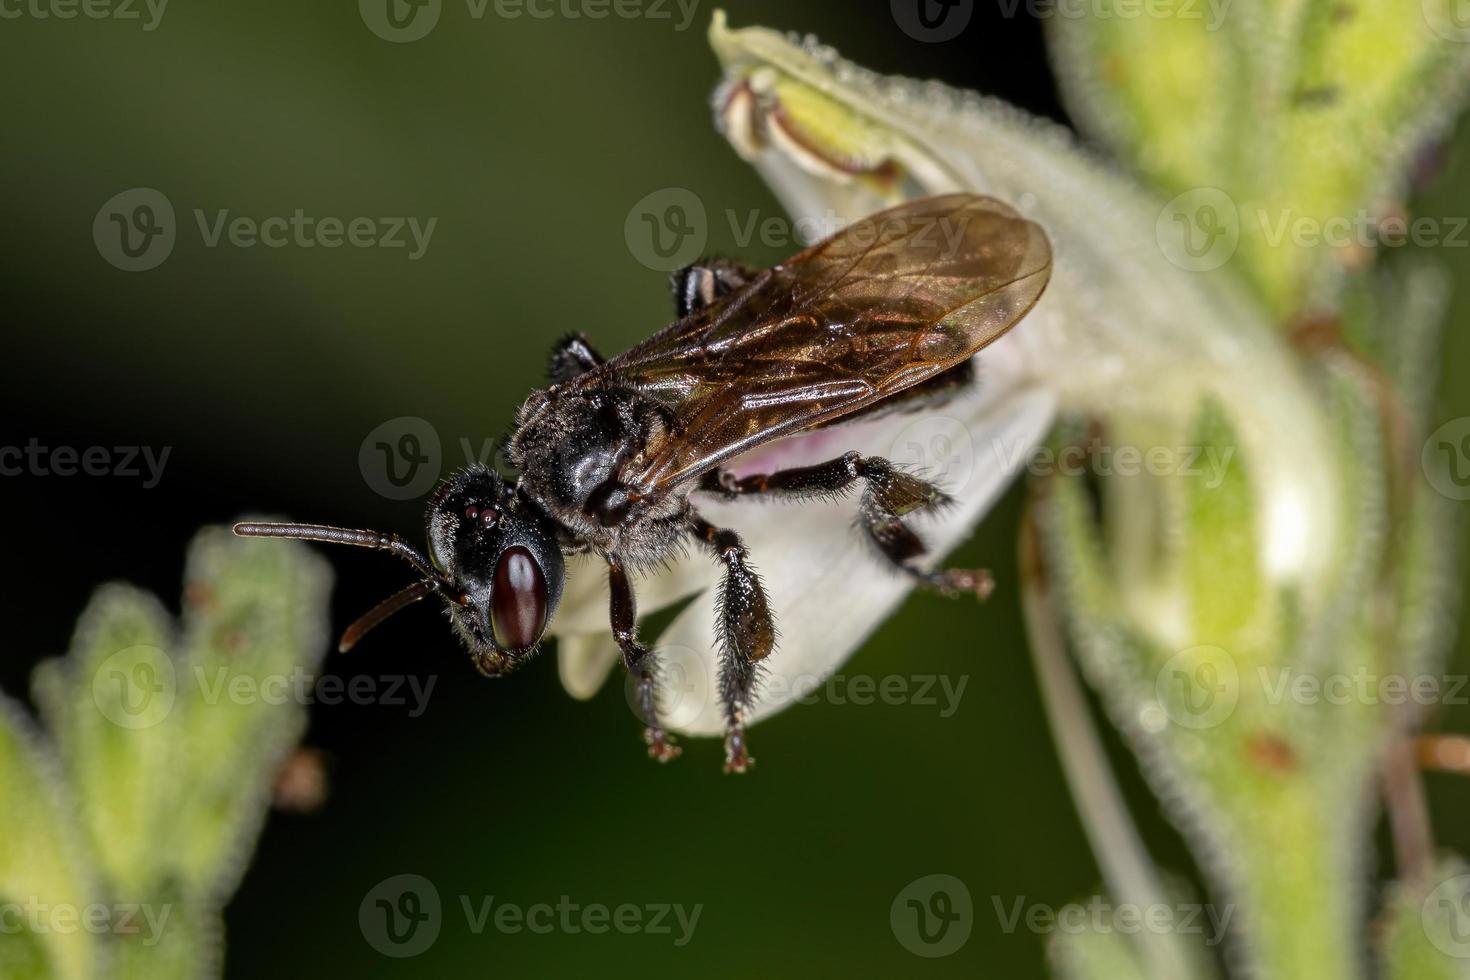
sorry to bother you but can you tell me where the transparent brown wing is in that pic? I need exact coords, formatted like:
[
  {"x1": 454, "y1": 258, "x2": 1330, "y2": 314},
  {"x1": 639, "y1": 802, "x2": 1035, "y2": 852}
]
[{"x1": 603, "y1": 193, "x2": 1052, "y2": 492}]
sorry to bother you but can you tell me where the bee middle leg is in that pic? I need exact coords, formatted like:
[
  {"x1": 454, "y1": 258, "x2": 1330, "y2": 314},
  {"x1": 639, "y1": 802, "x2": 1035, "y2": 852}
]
[
  {"x1": 606, "y1": 555, "x2": 681, "y2": 763},
  {"x1": 700, "y1": 452, "x2": 994, "y2": 600},
  {"x1": 686, "y1": 511, "x2": 774, "y2": 774}
]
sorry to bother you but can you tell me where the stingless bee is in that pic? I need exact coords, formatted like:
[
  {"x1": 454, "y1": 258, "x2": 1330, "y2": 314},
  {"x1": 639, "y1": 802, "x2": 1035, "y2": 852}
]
[{"x1": 235, "y1": 193, "x2": 1052, "y2": 772}]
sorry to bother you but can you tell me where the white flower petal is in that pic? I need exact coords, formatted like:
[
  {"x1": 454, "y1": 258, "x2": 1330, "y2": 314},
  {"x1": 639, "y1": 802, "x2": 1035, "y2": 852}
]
[
  {"x1": 658, "y1": 356, "x2": 1057, "y2": 736},
  {"x1": 556, "y1": 631, "x2": 622, "y2": 701},
  {"x1": 708, "y1": 15, "x2": 1342, "y2": 621},
  {"x1": 550, "y1": 549, "x2": 718, "y2": 637}
]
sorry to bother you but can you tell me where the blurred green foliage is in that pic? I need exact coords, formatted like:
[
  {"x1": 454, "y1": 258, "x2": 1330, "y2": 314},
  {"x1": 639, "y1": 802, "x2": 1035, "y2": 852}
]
[{"x1": 3, "y1": 2, "x2": 1470, "y2": 979}]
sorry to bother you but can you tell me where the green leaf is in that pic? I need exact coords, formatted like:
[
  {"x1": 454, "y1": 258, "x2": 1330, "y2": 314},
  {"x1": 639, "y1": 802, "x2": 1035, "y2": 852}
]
[
  {"x1": 110, "y1": 889, "x2": 222, "y2": 980},
  {"x1": 1049, "y1": 921, "x2": 1152, "y2": 980},
  {"x1": 167, "y1": 524, "x2": 331, "y2": 898},
  {"x1": 1382, "y1": 862, "x2": 1470, "y2": 979},
  {"x1": 33, "y1": 586, "x2": 179, "y2": 897},
  {"x1": 15, "y1": 524, "x2": 331, "y2": 980},
  {"x1": 1049, "y1": 0, "x2": 1470, "y2": 316},
  {"x1": 1184, "y1": 400, "x2": 1266, "y2": 642},
  {"x1": 0, "y1": 697, "x2": 101, "y2": 980}
]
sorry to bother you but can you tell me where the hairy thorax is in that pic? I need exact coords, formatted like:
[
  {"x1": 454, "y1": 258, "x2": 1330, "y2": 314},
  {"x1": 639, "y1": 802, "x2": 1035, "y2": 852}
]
[{"x1": 507, "y1": 384, "x2": 690, "y2": 561}]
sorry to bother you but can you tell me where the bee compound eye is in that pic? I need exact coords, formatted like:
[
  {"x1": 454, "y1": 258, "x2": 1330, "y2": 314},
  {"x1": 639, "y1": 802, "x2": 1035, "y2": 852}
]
[{"x1": 491, "y1": 545, "x2": 547, "y2": 653}]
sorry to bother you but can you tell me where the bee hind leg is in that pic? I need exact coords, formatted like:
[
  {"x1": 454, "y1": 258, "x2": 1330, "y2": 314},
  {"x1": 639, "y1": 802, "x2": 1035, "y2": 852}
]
[
  {"x1": 857, "y1": 459, "x2": 995, "y2": 600},
  {"x1": 699, "y1": 452, "x2": 993, "y2": 600},
  {"x1": 687, "y1": 511, "x2": 774, "y2": 774}
]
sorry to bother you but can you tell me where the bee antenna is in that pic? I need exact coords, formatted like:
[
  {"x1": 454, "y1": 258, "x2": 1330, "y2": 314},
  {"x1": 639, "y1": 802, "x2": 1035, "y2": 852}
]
[
  {"x1": 232, "y1": 522, "x2": 445, "y2": 585},
  {"x1": 337, "y1": 578, "x2": 438, "y2": 653}
]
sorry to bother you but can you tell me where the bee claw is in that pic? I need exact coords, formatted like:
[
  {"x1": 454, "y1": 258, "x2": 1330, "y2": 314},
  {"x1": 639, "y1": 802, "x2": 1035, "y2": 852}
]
[
  {"x1": 644, "y1": 728, "x2": 682, "y2": 763},
  {"x1": 930, "y1": 567, "x2": 994, "y2": 601},
  {"x1": 723, "y1": 728, "x2": 755, "y2": 774},
  {"x1": 958, "y1": 568, "x2": 995, "y2": 600}
]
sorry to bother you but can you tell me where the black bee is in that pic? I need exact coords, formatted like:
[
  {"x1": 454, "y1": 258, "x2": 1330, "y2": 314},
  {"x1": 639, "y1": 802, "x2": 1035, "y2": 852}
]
[{"x1": 236, "y1": 193, "x2": 1052, "y2": 772}]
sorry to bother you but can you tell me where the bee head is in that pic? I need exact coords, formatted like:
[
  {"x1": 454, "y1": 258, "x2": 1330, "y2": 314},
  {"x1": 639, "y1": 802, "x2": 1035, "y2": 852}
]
[{"x1": 425, "y1": 467, "x2": 566, "y2": 675}]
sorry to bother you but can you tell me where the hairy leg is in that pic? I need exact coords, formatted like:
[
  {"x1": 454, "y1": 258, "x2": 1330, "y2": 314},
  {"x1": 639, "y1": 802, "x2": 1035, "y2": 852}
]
[
  {"x1": 700, "y1": 452, "x2": 993, "y2": 599},
  {"x1": 686, "y1": 510, "x2": 774, "y2": 774},
  {"x1": 606, "y1": 555, "x2": 680, "y2": 763}
]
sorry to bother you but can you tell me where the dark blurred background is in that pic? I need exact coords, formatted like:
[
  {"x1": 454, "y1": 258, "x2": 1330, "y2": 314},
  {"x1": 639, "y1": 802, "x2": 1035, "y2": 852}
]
[{"x1": 4, "y1": 1, "x2": 1469, "y2": 976}]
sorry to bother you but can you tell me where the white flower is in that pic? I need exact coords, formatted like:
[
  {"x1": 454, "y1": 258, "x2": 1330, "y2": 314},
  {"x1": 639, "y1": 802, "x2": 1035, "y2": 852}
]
[{"x1": 550, "y1": 13, "x2": 1339, "y2": 736}]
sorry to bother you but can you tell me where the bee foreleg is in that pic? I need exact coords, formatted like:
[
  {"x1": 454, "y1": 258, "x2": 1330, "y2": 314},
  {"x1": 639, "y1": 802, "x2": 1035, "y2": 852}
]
[
  {"x1": 687, "y1": 511, "x2": 774, "y2": 775},
  {"x1": 606, "y1": 555, "x2": 681, "y2": 764},
  {"x1": 547, "y1": 332, "x2": 605, "y2": 384}
]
